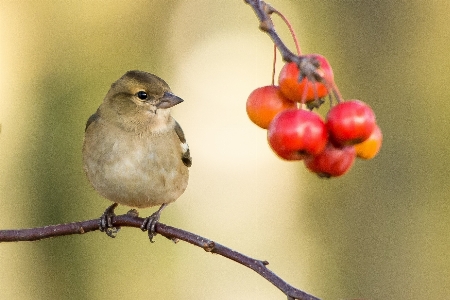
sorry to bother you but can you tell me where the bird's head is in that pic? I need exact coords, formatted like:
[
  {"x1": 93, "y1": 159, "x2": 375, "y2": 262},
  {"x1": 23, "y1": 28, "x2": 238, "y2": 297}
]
[{"x1": 100, "y1": 70, "x2": 183, "y2": 131}]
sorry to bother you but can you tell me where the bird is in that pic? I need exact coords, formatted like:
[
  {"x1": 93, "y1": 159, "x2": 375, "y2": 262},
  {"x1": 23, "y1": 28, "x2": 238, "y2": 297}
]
[{"x1": 82, "y1": 70, "x2": 191, "y2": 242}]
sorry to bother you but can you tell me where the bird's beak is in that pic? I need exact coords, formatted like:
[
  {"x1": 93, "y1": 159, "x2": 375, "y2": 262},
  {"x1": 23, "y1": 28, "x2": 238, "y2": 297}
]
[{"x1": 156, "y1": 92, "x2": 184, "y2": 109}]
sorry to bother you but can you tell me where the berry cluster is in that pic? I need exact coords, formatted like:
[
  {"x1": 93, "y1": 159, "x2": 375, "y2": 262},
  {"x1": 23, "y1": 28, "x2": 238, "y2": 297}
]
[{"x1": 246, "y1": 16, "x2": 382, "y2": 178}]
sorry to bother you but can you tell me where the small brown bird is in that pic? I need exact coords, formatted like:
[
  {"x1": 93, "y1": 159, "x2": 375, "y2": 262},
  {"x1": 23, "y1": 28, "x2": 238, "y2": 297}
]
[{"x1": 82, "y1": 70, "x2": 191, "y2": 241}]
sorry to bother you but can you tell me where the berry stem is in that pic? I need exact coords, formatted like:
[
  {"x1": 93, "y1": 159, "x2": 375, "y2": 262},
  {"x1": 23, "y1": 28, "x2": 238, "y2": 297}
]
[
  {"x1": 271, "y1": 9, "x2": 301, "y2": 55},
  {"x1": 330, "y1": 82, "x2": 344, "y2": 103},
  {"x1": 272, "y1": 43, "x2": 276, "y2": 85}
]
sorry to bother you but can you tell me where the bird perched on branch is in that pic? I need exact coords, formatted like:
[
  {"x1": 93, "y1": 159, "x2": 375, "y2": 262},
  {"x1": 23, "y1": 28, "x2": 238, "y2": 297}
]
[{"x1": 82, "y1": 70, "x2": 191, "y2": 242}]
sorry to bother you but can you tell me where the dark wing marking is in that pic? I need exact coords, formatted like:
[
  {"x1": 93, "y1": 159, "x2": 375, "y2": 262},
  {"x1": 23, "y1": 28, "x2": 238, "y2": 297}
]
[
  {"x1": 85, "y1": 111, "x2": 100, "y2": 132},
  {"x1": 174, "y1": 121, "x2": 192, "y2": 167},
  {"x1": 181, "y1": 149, "x2": 192, "y2": 168}
]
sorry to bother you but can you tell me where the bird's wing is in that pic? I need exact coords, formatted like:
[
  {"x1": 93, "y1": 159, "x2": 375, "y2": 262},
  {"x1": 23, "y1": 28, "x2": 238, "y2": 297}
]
[
  {"x1": 174, "y1": 121, "x2": 192, "y2": 167},
  {"x1": 85, "y1": 111, "x2": 100, "y2": 132}
]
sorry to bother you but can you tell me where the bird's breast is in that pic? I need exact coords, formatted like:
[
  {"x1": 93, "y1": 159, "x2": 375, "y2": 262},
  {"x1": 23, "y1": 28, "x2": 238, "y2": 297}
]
[{"x1": 83, "y1": 124, "x2": 189, "y2": 208}]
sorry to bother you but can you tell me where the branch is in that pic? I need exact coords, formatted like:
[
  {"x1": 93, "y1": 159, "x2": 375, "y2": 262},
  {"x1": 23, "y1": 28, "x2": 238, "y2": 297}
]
[
  {"x1": 244, "y1": 0, "x2": 301, "y2": 65},
  {"x1": 0, "y1": 215, "x2": 320, "y2": 300},
  {"x1": 245, "y1": 0, "x2": 327, "y2": 95}
]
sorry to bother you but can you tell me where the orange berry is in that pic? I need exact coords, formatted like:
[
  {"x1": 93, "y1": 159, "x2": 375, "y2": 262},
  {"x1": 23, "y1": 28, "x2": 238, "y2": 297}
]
[
  {"x1": 354, "y1": 124, "x2": 383, "y2": 159},
  {"x1": 278, "y1": 54, "x2": 334, "y2": 103},
  {"x1": 246, "y1": 85, "x2": 297, "y2": 129}
]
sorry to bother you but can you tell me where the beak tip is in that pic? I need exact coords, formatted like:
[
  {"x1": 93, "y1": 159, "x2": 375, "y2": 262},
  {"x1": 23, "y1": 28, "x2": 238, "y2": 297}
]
[{"x1": 157, "y1": 92, "x2": 184, "y2": 109}]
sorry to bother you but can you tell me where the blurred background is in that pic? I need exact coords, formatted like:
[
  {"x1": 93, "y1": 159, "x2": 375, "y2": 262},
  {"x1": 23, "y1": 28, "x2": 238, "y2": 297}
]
[{"x1": 1, "y1": 1, "x2": 449, "y2": 299}]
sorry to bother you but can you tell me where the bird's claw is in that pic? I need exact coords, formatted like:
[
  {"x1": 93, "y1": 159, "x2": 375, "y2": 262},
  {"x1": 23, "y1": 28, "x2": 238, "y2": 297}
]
[
  {"x1": 141, "y1": 211, "x2": 160, "y2": 243},
  {"x1": 99, "y1": 203, "x2": 121, "y2": 238},
  {"x1": 141, "y1": 204, "x2": 167, "y2": 243}
]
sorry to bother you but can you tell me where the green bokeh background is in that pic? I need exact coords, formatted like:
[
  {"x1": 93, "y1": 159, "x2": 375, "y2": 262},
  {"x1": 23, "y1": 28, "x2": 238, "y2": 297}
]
[{"x1": 1, "y1": 1, "x2": 449, "y2": 299}]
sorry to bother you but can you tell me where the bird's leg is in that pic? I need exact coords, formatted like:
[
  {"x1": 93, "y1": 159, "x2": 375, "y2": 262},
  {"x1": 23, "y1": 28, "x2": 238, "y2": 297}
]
[
  {"x1": 99, "y1": 202, "x2": 121, "y2": 238},
  {"x1": 141, "y1": 203, "x2": 168, "y2": 243}
]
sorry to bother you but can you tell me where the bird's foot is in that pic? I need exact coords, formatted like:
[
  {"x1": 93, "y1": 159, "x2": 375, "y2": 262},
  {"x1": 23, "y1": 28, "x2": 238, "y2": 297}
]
[
  {"x1": 141, "y1": 204, "x2": 167, "y2": 243},
  {"x1": 99, "y1": 203, "x2": 121, "y2": 238}
]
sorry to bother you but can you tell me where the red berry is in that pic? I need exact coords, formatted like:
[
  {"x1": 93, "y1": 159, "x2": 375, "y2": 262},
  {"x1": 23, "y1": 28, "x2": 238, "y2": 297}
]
[
  {"x1": 326, "y1": 100, "x2": 376, "y2": 146},
  {"x1": 246, "y1": 86, "x2": 297, "y2": 129},
  {"x1": 267, "y1": 109, "x2": 328, "y2": 160},
  {"x1": 354, "y1": 124, "x2": 383, "y2": 159},
  {"x1": 304, "y1": 143, "x2": 356, "y2": 178},
  {"x1": 278, "y1": 54, "x2": 334, "y2": 103}
]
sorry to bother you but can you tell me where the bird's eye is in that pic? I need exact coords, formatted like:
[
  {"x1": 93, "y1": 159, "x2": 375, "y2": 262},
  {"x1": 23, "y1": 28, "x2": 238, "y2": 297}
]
[{"x1": 136, "y1": 91, "x2": 148, "y2": 100}]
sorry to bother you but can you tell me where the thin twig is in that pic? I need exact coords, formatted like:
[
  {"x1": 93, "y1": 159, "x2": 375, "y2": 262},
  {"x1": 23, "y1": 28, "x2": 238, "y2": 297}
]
[
  {"x1": 244, "y1": 0, "x2": 331, "y2": 97},
  {"x1": 0, "y1": 215, "x2": 319, "y2": 300},
  {"x1": 244, "y1": 0, "x2": 302, "y2": 65}
]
